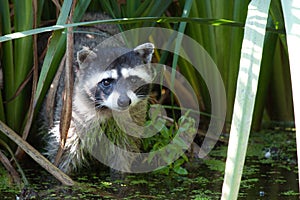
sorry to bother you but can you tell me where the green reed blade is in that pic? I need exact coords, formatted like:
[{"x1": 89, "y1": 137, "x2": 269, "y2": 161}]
[
  {"x1": 10, "y1": 0, "x2": 33, "y2": 132},
  {"x1": 33, "y1": 0, "x2": 90, "y2": 115},
  {"x1": 281, "y1": 0, "x2": 300, "y2": 192},
  {"x1": 221, "y1": 1, "x2": 271, "y2": 199},
  {"x1": 251, "y1": 17, "x2": 277, "y2": 130},
  {"x1": 0, "y1": 0, "x2": 13, "y2": 124}
]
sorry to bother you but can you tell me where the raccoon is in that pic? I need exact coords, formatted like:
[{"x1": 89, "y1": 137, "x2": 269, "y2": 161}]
[
  {"x1": 40, "y1": 14, "x2": 156, "y2": 174},
  {"x1": 43, "y1": 42, "x2": 155, "y2": 174}
]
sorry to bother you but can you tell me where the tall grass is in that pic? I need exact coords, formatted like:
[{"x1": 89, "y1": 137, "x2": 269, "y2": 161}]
[{"x1": 0, "y1": 1, "x2": 35, "y2": 149}]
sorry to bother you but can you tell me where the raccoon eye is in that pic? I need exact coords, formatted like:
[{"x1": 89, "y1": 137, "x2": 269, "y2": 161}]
[{"x1": 99, "y1": 78, "x2": 114, "y2": 88}]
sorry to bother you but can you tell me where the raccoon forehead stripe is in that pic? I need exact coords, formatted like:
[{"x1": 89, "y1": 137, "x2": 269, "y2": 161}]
[
  {"x1": 121, "y1": 68, "x2": 152, "y2": 83},
  {"x1": 86, "y1": 69, "x2": 118, "y2": 87},
  {"x1": 99, "y1": 69, "x2": 118, "y2": 81}
]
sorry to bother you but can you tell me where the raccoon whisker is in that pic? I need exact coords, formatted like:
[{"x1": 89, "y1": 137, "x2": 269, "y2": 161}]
[
  {"x1": 84, "y1": 99, "x2": 100, "y2": 107},
  {"x1": 136, "y1": 95, "x2": 148, "y2": 100},
  {"x1": 95, "y1": 102, "x2": 106, "y2": 109},
  {"x1": 136, "y1": 93, "x2": 148, "y2": 98},
  {"x1": 95, "y1": 106, "x2": 107, "y2": 111}
]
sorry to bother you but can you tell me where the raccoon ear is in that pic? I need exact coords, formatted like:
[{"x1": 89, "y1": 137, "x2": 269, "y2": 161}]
[
  {"x1": 77, "y1": 48, "x2": 97, "y2": 68},
  {"x1": 134, "y1": 43, "x2": 154, "y2": 63}
]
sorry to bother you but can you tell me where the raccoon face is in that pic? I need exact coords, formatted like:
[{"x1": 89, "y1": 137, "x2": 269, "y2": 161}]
[{"x1": 75, "y1": 43, "x2": 155, "y2": 112}]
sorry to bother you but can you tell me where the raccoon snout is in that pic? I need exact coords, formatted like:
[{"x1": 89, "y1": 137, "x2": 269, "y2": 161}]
[{"x1": 117, "y1": 95, "x2": 131, "y2": 108}]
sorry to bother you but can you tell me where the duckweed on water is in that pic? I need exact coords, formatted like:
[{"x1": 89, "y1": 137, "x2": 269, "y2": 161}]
[{"x1": 0, "y1": 129, "x2": 298, "y2": 199}]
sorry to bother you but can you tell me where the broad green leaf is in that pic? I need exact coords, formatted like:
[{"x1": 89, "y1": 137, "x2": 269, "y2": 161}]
[{"x1": 173, "y1": 166, "x2": 188, "y2": 175}]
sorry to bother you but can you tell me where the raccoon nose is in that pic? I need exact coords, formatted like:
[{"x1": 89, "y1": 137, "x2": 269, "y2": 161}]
[{"x1": 117, "y1": 95, "x2": 131, "y2": 108}]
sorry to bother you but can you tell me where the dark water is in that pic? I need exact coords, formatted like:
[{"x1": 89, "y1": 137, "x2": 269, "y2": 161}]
[{"x1": 0, "y1": 130, "x2": 298, "y2": 199}]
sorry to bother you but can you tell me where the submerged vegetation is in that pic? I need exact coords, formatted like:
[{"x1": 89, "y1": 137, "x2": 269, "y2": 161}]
[{"x1": 0, "y1": 0, "x2": 298, "y2": 199}]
